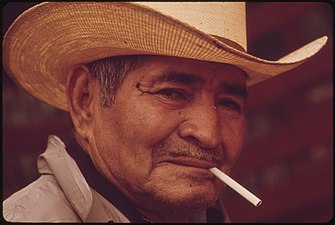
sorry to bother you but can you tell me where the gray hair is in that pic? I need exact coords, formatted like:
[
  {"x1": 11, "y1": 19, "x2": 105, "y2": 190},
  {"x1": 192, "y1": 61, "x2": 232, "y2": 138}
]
[{"x1": 87, "y1": 55, "x2": 149, "y2": 107}]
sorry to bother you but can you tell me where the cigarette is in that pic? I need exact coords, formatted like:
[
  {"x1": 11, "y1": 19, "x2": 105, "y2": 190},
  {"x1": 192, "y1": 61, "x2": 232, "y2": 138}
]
[{"x1": 209, "y1": 167, "x2": 262, "y2": 207}]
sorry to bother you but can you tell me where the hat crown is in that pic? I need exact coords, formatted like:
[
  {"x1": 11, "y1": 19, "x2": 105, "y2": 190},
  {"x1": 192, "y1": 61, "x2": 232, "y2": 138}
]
[{"x1": 138, "y1": 2, "x2": 247, "y2": 51}]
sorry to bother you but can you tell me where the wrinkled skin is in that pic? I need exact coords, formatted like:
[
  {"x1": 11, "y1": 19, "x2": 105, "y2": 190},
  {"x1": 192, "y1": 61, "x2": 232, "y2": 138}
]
[{"x1": 67, "y1": 56, "x2": 247, "y2": 222}]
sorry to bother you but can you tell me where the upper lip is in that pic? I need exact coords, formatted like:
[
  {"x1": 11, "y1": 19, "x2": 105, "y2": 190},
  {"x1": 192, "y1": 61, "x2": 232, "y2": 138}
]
[{"x1": 160, "y1": 157, "x2": 218, "y2": 169}]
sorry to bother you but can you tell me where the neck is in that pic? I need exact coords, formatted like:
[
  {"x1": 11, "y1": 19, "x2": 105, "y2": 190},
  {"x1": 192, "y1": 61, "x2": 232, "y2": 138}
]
[
  {"x1": 135, "y1": 205, "x2": 206, "y2": 223},
  {"x1": 74, "y1": 132, "x2": 91, "y2": 154}
]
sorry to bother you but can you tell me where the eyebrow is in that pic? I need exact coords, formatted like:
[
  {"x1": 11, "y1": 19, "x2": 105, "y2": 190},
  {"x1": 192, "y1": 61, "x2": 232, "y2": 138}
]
[
  {"x1": 218, "y1": 82, "x2": 249, "y2": 100},
  {"x1": 148, "y1": 70, "x2": 205, "y2": 85},
  {"x1": 147, "y1": 70, "x2": 248, "y2": 99}
]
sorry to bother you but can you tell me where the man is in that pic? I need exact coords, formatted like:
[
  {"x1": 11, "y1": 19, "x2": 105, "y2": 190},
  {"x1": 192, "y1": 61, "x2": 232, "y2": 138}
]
[{"x1": 2, "y1": 2, "x2": 327, "y2": 223}]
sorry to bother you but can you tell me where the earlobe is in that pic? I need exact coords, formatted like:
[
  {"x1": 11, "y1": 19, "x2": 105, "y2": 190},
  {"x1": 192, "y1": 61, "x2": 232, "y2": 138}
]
[{"x1": 66, "y1": 65, "x2": 94, "y2": 139}]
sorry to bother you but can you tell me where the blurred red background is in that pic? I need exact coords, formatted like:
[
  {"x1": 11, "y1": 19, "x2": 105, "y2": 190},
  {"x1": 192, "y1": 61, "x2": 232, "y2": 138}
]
[{"x1": 2, "y1": 2, "x2": 333, "y2": 223}]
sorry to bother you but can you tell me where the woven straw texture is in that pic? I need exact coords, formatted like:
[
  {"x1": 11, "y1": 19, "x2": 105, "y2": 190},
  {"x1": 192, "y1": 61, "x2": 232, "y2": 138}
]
[{"x1": 3, "y1": 2, "x2": 327, "y2": 111}]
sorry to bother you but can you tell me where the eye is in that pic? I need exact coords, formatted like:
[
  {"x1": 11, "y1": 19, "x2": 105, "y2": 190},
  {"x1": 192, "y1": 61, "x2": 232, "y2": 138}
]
[
  {"x1": 216, "y1": 98, "x2": 242, "y2": 113},
  {"x1": 154, "y1": 88, "x2": 189, "y2": 101}
]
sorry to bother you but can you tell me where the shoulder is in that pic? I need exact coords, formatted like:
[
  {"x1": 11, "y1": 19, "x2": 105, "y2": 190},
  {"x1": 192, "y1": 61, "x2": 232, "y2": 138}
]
[{"x1": 3, "y1": 174, "x2": 81, "y2": 222}]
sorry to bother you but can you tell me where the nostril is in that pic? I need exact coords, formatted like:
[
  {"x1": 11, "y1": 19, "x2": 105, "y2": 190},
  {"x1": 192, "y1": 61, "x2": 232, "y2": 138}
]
[
  {"x1": 180, "y1": 132, "x2": 221, "y2": 150},
  {"x1": 183, "y1": 136, "x2": 200, "y2": 146}
]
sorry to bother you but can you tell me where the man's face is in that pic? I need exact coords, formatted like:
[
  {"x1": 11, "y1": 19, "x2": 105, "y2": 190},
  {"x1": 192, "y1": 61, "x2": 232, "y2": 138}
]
[{"x1": 88, "y1": 56, "x2": 247, "y2": 214}]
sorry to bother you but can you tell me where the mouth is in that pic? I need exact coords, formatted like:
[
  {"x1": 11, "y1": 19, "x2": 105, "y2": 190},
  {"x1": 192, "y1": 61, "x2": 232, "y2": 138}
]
[{"x1": 158, "y1": 157, "x2": 219, "y2": 169}]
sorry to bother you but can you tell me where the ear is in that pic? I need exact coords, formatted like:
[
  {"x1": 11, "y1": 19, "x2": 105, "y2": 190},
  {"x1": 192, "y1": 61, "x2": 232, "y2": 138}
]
[{"x1": 66, "y1": 65, "x2": 95, "y2": 141}]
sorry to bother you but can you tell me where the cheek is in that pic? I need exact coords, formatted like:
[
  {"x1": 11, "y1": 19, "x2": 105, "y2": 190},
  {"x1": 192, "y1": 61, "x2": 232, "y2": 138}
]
[
  {"x1": 221, "y1": 118, "x2": 246, "y2": 165},
  {"x1": 95, "y1": 101, "x2": 183, "y2": 172},
  {"x1": 122, "y1": 102, "x2": 183, "y2": 148}
]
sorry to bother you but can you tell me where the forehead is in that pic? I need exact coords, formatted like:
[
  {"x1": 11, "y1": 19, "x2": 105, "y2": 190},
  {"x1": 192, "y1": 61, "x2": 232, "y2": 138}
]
[{"x1": 134, "y1": 56, "x2": 247, "y2": 86}]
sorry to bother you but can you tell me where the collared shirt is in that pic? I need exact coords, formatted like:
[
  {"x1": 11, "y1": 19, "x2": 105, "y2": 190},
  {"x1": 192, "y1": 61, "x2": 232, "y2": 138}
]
[
  {"x1": 3, "y1": 135, "x2": 130, "y2": 222},
  {"x1": 62, "y1": 134, "x2": 150, "y2": 223},
  {"x1": 3, "y1": 135, "x2": 229, "y2": 223}
]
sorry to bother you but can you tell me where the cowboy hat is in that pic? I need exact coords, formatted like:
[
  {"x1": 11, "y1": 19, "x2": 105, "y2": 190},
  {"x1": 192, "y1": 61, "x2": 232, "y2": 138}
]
[{"x1": 3, "y1": 2, "x2": 327, "y2": 111}]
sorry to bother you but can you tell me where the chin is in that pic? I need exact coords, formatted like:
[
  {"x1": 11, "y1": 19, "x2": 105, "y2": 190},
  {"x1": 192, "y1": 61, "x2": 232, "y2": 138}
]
[
  {"x1": 143, "y1": 166, "x2": 222, "y2": 211},
  {"x1": 168, "y1": 193, "x2": 218, "y2": 211},
  {"x1": 154, "y1": 183, "x2": 219, "y2": 210}
]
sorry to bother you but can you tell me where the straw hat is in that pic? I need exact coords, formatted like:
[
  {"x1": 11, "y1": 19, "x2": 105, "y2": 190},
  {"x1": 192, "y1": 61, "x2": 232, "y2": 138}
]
[{"x1": 3, "y1": 2, "x2": 327, "y2": 111}]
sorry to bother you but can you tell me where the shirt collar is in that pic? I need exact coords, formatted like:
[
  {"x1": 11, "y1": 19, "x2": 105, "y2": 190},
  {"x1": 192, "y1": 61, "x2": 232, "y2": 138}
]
[{"x1": 62, "y1": 134, "x2": 148, "y2": 223}]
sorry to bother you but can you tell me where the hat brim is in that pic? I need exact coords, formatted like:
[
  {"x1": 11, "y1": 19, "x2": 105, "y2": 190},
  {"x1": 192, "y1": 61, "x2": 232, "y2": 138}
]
[{"x1": 3, "y1": 2, "x2": 328, "y2": 111}]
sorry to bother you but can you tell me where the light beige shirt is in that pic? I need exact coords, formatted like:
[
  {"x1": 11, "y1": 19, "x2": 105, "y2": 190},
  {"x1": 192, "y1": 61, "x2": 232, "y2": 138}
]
[{"x1": 3, "y1": 135, "x2": 130, "y2": 222}]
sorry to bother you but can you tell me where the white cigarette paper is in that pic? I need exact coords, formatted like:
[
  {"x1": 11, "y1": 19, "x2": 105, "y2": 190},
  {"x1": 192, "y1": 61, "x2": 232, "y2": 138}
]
[{"x1": 209, "y1": 167, "x2": 262, "y2": 207}]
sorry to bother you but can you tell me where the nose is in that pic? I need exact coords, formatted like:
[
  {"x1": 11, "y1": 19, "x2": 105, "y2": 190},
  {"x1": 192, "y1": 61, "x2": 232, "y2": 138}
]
[{"x1": 178, "y1": 102, "x2": 222, "y2": 149}]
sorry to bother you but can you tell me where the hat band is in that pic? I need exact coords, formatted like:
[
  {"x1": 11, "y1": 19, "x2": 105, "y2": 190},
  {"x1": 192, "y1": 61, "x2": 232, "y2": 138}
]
[{"x1": 212, "y1": 36, "x2": 246, "y2": 52}]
